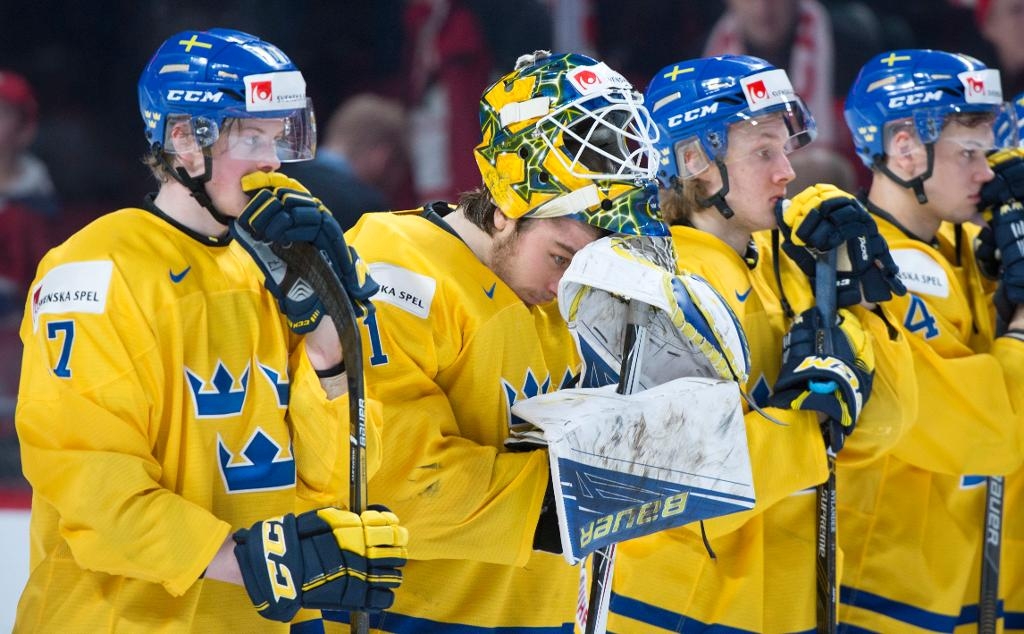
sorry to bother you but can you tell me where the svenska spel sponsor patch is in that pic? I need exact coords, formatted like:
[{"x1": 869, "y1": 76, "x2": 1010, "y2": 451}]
[
  {"x1": 958, "y1": 69, "x2": 1003, "y2": 104},
  {"x1": 31, "y1": 260, "x2": 113, "y2": 332},
  {"x1": 368, "y1": 262, "x2": 436, "y2": 319},
  {"x1": 567, "y1": 62, "x2": 632, "y2": 96},
  {"x1": 891, "y1": 249, "x2": 950, "y2": 298},
  {"x1": 740, "y1": 69, "x2": 796, "y2": 112},
  {"x1": 244, "y1": 70, "x2": 306, "y2": 112}
]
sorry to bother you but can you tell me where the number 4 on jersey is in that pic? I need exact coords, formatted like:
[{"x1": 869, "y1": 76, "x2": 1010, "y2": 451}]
[{"x1": 904, "y1": 294, "x2": 939, "y2": 339}]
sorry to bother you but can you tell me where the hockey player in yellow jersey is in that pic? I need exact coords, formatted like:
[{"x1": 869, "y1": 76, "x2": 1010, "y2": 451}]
[
  {"x1": 835, "y1": 49, "x2": 1024, "y2": 633},
  {"x1": 14, "y1": 29, "x2": 408, "y2": 631},
  {"x1": 978, "y1": 90, "x2": 1024, "y2": 634},
  {"x1": 317, "y1": 51, "x2": 669, "y2": 632},
  {"x1": 605, "y1": 55, "x2": 917, "y2": 633}
]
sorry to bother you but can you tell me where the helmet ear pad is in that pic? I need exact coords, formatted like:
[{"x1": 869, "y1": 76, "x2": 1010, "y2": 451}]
[
  {"x1": 883, "y1": 124, "x2": 929, "y2": 177},
  {"x1": 164, "y1": 119, "x2": 209, "y2": 174}
]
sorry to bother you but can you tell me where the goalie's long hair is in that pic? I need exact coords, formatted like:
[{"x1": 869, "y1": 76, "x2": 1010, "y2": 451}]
[{"x1": 658, "y1": 179, "x2": 713, "y2": 228}]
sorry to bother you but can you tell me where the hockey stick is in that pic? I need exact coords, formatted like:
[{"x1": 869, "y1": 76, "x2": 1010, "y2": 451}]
[
  {"x1": 270, "y1": 242, "x2": 371, "y2": 634},
  {"x1": 812, "y1": 250, "x2": 839, "y2": 634},
  {"x1": 583, "y1": 297, "x2": 648, "y2": 634},
  {"x1": 979, "y1": 474, "x2": 1004, "y2": 634}
]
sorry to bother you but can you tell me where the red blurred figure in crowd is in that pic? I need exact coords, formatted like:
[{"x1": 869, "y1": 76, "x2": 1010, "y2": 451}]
[
  {"x1": 403, "y1": 0, "x2": 494, "y2": 203},
  {"x1": 0, "y1": 71, "x2": 56, "y2": 321}
]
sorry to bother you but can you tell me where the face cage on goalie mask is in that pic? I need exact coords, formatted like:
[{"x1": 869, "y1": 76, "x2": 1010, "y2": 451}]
[{"x1": 540, "y1": 90, "x2": 661, "y2": 183}]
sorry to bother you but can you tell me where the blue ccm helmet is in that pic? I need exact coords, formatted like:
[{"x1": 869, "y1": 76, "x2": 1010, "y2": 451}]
[
  {"x1": 995, "y1": 91, "x2": 1024, "y2": 148},
  {"x1": 845, "y1": 49, "x2": 1017, "y2": 203},
  {"x1": 644, "y1": 55, "x2": 816, "y2": 218},
  {"x1": 138, "y1": 29, "x2": 316, "y2": 220}
]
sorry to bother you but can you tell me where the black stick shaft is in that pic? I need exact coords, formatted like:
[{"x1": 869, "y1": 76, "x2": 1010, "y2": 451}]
[
  {"x1": 584, "y1": 299, "x2": 646, "y2": 634},
  {"x1": 271, "y1": 242, "x2": 370, "y2": 634},
  {"x1": 814, "y1": 251, "x2": 838, "y2": 634},
  {"x1": 979, "y1": 475, "x2": 1004, "y2": 634}
]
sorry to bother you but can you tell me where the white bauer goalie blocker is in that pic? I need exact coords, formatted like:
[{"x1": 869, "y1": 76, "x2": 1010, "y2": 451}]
[
  {"x1": 511, "y1": 377, "x2": 755, "y2": 564},
  {"x1": 509, "y1": 235, "x2": 755, "y2": 564},
  {"x1": 559, "y1": 235, "x2": 751, "y2": 388}
]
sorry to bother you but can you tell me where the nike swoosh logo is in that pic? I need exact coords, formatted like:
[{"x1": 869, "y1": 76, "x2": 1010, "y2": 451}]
[
  {"x1": 735, "y1": 286, "x2": 752, "y2": 302},
  {"x1": 169, "y1": 266, "x2": 192, "y2": 283},
  {"x1": 484, "y1": 282, "x2": 497, "y2": 299}
]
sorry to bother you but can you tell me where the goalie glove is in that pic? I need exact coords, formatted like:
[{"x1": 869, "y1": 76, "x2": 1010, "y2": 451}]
[
  {"x1": 232, "y1": 172, "x2": 378, "y2": 332},
  {"x1": 777, "y1": 184, "x2": 906, "y2": 306},
  {"x1": 233, "y1": 506, "x2": 408, "y2": 622},
  {"x1": 768, "y1": 306, "x2": 875, "y2": 452}
]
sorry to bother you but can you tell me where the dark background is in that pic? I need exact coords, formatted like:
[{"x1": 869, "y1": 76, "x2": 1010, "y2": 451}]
[{"x1": 0, "y1": 0, "x2": 995, "y2": 214}]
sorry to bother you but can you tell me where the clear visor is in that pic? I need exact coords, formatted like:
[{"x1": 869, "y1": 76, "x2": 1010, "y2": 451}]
[
  {"x1": 543, "y1": 88, "x2": 660, "y2": 181},
  {"x1": 161, "y1": 98, "x2": 316, "y2": 162},
  {"x1": 883, "y1": 102, "x2": 1018, "y2": 152},
  {"x1": 673, "y1": 103, "x2": 816, "y2": 180}
]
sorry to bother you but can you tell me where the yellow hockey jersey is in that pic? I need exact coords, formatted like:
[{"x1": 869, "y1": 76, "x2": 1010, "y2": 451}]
[
  {"x1": 15, "y1": 205, "x2": 365, "y2": 632},
  {"x1": 334, "y1": 211, "x2": 582, "y2": 631},
  {"x1": 837, "y1": 214, "x2": 1024, "y2": 633},
  {"x1": 608, "y1": 226, "x2": 914, "y2": 633}
]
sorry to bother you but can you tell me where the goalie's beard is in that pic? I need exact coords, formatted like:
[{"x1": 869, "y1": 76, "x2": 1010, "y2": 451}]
[{"x1": 490, "y1": 219, "x2": 552, "y2": 307}]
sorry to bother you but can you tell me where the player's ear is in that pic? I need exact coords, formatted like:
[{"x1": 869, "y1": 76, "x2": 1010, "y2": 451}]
[
  {"x1": 168, "y1": 120, "x2": 204, "y2": 176},
  {"x1": 886, "y1": 127, "x2": 925, "y2": 178},
  {"x1": 493, "y1": 206, "x2": 514, "y2": 234}
]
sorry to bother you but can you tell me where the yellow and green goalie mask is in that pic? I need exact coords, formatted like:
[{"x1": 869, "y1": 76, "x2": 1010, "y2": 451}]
[{"x1": 474, "y1": 52, "x2": 668, "y2": 236}]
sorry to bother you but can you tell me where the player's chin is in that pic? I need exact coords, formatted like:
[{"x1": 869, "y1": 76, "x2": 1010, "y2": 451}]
[
  {"x1": 218, "y1": 196, "x2": 249, "y2": 221},
  {"x1": 522, "y1": 290, "x2": 555, "y2": 307},
  {"x1": 947, "y1": 202, "x2": 980, "y2": 224}
]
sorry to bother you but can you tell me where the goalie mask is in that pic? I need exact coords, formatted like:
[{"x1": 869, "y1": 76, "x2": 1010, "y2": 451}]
[
  {"x1": 474, "y1": 52, "x2": 668, "y2": 237},
  {"x1": 845, "y1": 49, "x2": 1017, "y2": 203},
  {"x1": 645, "y1": 55, "x2": 816, "y2": 219}
]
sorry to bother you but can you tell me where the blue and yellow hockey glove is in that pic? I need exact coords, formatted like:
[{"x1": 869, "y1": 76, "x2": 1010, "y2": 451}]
[
  {"x1": 768, "y1": 306, "x2": 874, "y2": 451},
  {"x1": 234, "y1": 172, "x2": 378, "y2": 329},
  {"x1": 778, "y1": 184, "x2": 906, "y2": 306},
  {"x1": 980, "y1": 148, "x2": 1024, "y2": 212},
  {"x1": 988, "y1": 199, "x2": 1024, "y2": 326},
  {"x1": 233, "y1": 506, "x2": 408, "y2": 622}
]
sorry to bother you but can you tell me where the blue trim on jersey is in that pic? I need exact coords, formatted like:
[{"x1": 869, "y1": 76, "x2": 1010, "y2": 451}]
[
  {"x1": 323, "y1": 610, "x2": 574, "y2": 632},
  {"x1": 837, "y1": 624, "x2": 877, "y2": 634},
  {"x1": 957, "y1": 601, "x2": 1005, "y2": 626},
  {"x1": 290, "y1": 619, "x2": 326, "y2": 634},
  {"x1": 1006, "y1": 610, "x2": 1024, "y2": 630},
  {"x1": 607, "y1": 592, "x2": 815, "y2": 633},
  {"x1": 840, "y1": 586, "x2": 1005, "y2": 632}
]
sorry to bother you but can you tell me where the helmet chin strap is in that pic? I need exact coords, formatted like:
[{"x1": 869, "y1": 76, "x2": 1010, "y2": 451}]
[
  {"x1": 155, "y1": 145, "x2": 235, "y2": 226},
  {"x1": 874, "y1": 143, "x2": 935, "y2": 205},
  {"x1": 697, "y1": 159, "x2": 736, "y2": 219}
]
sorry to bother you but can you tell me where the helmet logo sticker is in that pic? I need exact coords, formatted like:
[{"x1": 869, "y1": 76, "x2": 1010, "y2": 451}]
[
  {"x1": 250, "y1": 80, "x2": 273, "y2": 103},
  {"x1": 243, "y1": 70, "x2": 306, "y2": 112},
  {"x1": 746, "y1": 80, "x2": 768, "y2": 102},
  {"x1": 575, "y1": 69, "x2": 600, "y2": 88},
  {"x1": 888, "y1": 90, "x2": 943, "y2": 109},
  {"x1": 739, "y1": 69, "x2": 796, "y2": 112},
  {"x1": 166, "y1": 89, "x2": 223, "y2": 104},
  {"x1": 665, "y1": 102, "x2": 720, "y2": 128},
  {"x1": 958, "y1": 69, "x2": 1003, "y2": 104},
  {"x1": 567, "y1": 63, "x2": 631, "y2": 96}
]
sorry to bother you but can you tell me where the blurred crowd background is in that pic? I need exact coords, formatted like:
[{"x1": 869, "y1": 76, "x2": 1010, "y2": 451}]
[{"x1": 0, "y1": 0, "x2": 1015, "y2": 496}]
